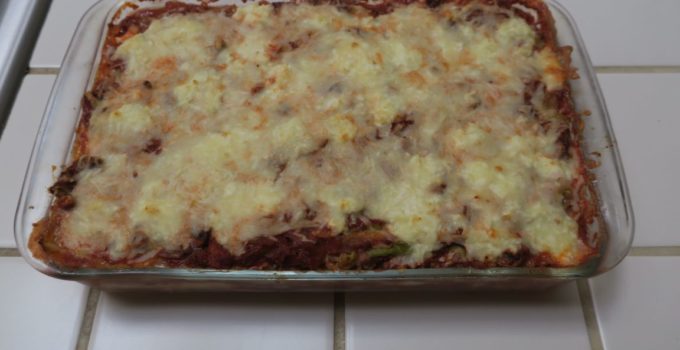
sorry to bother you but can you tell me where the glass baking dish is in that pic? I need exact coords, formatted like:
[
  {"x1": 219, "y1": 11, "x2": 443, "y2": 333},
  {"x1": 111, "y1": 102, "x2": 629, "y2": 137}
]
[{"x1": 14, "y1": 0, "x2": 634, "y2": 291}]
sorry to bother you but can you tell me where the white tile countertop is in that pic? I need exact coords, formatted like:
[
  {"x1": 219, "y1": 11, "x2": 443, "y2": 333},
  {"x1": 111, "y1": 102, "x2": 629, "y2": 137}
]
[
  {"x1": 346, "y1": 285, "x2": 591, "y2": 350},
  {"x1": 2, "y1": 0, "x2": 680, "y2": 349}
]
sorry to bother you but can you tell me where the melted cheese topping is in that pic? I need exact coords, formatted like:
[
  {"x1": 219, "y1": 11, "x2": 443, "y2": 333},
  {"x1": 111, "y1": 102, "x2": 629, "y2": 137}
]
[{"x1": 60, "y1": 2, "x2": 584, "y2": 265}]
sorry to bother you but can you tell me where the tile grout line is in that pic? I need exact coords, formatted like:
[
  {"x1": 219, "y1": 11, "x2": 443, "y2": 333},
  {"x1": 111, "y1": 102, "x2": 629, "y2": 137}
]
[
  {"x1": 75, "y1": 288, "x2": 101, "y2": 350},
  {"x1": 577, "y1": 280, "x2": 604, "y2": 350},
  {"x1": 27, "y1": 67, "x2": 60, "y2": 75},
  {"x1": 0, "y1": 248, "x2": 21, "y2": 257},
  {"x1": 630, "y1": 246, "x2": 680, "y2": 256},
  {"x1": 333, "y1": 292, "x2": 346, "y2": 350},
  {"x1": 594, "y1": 66, "x2": 680, "y2": 74}
]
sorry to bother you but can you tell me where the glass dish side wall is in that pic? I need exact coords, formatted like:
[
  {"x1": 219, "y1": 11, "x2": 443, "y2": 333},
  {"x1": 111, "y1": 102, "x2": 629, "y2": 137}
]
[
  {"x1": 14, "y1": 0, "x2": 633, "y2": 290},
  {"x1": 549, "y1": 0, "x2": 634, "y2": 273},
  {"x1": 15, "y1": 0, "x2": 118, "y2": 275}
]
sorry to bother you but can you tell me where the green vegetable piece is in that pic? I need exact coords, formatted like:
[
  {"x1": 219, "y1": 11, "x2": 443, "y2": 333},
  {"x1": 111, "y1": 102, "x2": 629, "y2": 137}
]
[
  {"x1": 338, "y1": 252, "x2": 357, "y2": 266},
  {"x1": 367, "y1": 242, "x2": 411, "y2": 258}
]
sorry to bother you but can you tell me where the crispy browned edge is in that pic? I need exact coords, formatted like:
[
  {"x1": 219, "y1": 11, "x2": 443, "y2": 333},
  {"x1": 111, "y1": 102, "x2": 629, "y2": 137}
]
[{"x1": 29, "y1": 0, "x2": 600, "y2": 271}]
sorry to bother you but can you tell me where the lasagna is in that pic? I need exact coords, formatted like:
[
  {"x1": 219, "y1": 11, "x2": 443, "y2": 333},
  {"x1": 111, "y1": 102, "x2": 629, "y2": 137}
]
[{"x1": 30, "y1": 0, "x2": 599, "y2": 270}]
